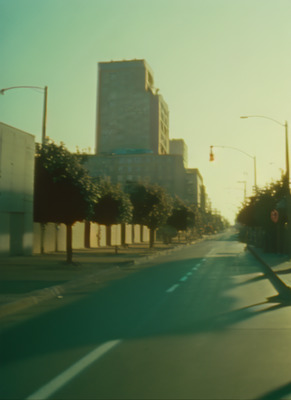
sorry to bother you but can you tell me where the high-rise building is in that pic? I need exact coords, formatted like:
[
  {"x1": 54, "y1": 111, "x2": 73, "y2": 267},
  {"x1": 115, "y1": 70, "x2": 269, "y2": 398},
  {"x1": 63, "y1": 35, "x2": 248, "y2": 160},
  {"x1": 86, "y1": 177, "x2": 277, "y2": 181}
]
[
  {"x1": 84, "y1": 58, "x2": 209, "y2": 209},
  {"x1": 96, "y1": 59, "x2": 169, "y2": 155},
  {"x1": 185, "y1": 168, "x2": 205, "y2": 207},
  {"x1": 170, "y1": 139, "x2": 188, "y2": 168}
]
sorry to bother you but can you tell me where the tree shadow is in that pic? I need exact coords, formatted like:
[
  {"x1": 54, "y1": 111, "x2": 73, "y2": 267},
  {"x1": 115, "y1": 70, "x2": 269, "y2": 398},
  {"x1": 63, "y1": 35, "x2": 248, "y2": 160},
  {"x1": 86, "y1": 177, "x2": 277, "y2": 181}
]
[
  {"x1": 275, "y1": 267, "x2": 291, "y2": 275},
  {"x1": 1, "y1": 248, "x2": 291, "y2": 376},
  {"x1": 257, "y1": 381, "x2": 291, "y2": 399}
]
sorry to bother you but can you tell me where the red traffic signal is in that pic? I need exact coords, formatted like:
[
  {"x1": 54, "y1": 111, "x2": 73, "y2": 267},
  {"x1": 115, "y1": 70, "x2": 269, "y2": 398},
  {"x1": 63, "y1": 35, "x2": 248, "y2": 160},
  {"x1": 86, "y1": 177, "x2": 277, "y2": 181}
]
[{"x1": 209, "y1": 146, "x2": 214, "y2": 162}]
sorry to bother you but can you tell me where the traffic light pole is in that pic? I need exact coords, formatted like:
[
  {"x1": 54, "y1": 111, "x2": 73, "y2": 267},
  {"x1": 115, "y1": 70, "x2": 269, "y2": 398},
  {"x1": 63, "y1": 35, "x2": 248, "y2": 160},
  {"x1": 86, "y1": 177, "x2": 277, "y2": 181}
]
[{"x1": 209, "y1": 145, "x2": 257, "y2": 192}]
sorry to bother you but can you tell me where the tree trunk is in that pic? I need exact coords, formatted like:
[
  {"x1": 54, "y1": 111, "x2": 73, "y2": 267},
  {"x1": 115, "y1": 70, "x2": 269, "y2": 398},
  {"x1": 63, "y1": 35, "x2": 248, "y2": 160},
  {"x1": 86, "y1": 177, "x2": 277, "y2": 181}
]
[
  {"x1": 66, "y1": 223, "x2": 73, "y2": 263},
  {"x1": 84, "y1": 220, "x2": 90, "y2": 248},
  {"x1": 40, "y1": 223, "x2": 45, "y2": 254},
  {"x1": 149, "y1": 228, "x2": 155, "y2": 248},
  {"x1": 121, "y1": 223, "x2": 126, "y2": 246},
  {"x1": 106, "y1": 225, "x2": 111, "y2": 246}
]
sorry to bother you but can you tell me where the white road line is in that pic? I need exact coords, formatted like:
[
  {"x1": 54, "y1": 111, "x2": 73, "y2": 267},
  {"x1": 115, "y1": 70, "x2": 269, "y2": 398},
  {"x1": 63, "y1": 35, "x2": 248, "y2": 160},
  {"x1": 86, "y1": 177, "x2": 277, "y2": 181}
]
[
  {"x1": 26, "y1": 340, "x2": 121, "y2": 400},
  {"x1": 166, "y1": 284, "x2": 180, "y2": 293}
]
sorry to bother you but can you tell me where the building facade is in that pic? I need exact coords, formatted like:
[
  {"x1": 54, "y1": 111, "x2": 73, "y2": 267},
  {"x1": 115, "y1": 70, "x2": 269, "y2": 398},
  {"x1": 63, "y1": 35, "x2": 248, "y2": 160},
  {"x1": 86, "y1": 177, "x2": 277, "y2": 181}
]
[
  {"x1": 185, "y1": 168, "x2": 205, "y2": 207},
  {"x1": 96, "y1": 59, "x2": 169, "y2": 155},
  {"x1": 0, "y1": 123, "x2": 35, "y2": 255},
  {"x1": 85, "y1": 153, "x2": 185, "y2": 199},
  {"x1": 89, "y1": 59, "x2": 208, "y2": 209},
  {"x1": 170, "y1": 139, "x2": 188, "y2": 168}
]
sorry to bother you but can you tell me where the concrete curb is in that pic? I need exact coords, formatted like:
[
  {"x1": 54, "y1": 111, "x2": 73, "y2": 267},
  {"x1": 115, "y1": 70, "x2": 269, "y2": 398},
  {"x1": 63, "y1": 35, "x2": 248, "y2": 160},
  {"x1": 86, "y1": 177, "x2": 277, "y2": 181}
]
[
  {"x1": 0, "y1": 242, "x2": 191, "y2": 320},
  {"x1": 247, "y1": 244, "x2": 291, "y2": 299}
]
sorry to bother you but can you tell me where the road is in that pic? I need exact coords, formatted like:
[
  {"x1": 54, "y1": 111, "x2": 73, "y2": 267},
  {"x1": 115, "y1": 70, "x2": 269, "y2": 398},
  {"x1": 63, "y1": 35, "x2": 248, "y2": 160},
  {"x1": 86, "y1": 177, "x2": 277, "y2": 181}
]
[{"x1": 1, "y1": 231, "x2": 291, "y2": 399}]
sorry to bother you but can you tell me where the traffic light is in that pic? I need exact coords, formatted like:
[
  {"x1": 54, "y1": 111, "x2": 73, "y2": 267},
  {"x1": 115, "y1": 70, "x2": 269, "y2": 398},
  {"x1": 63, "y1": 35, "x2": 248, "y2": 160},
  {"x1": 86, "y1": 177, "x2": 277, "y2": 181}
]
[{"x1": 209, "y1": 146, "x2": 214, "y2": 161}]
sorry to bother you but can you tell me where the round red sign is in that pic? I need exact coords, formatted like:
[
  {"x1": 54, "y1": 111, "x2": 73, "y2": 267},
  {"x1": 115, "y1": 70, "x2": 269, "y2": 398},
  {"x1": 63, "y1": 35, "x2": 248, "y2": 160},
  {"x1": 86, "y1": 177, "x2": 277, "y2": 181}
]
[{"x1": 271, "y1": 209, "x2": 279, "y2": 223}]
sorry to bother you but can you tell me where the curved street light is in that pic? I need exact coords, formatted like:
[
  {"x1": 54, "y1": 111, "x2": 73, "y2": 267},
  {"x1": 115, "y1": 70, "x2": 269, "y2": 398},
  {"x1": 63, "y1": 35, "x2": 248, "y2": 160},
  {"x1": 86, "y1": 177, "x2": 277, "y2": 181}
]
[
  {"x1": 210, "y1": 144, "x2": 257, "y2": 192},
  {"x1": 240, "y1": 115, "x2": 289, "y2": 193},
  {"x1": 0, "y1": 85, "x2": 48, "y2": 144},
  {"x1": 237, "y1": 180, "x2": 247, "y2": 202}
]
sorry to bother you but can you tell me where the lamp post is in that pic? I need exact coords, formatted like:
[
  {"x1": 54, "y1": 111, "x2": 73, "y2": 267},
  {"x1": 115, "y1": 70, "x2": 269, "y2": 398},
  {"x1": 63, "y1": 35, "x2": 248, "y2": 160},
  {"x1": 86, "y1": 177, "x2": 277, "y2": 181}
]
[
  {"x1": 210, "y1": 145, "x2": 257, "y2": 192},
  {"x1": 237, "y1": 180, "x2": 247, "y2": 203},
  {"x1": 0, "y1": 85, "x2": 48, "y2": 144},
  {"x1": 240, "y1": 115, "x2": 289, "y2": 193}
]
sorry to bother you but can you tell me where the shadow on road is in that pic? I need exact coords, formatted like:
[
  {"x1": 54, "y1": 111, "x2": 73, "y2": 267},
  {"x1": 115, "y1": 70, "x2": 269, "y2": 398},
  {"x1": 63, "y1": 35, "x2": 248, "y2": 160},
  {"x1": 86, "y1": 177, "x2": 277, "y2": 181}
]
[
  {"x1": 1, "y1": 243, "x2": 291, "y2": 371},
  {"x1": 257, "y1": 381, "x2": 291, "y2": 400}
]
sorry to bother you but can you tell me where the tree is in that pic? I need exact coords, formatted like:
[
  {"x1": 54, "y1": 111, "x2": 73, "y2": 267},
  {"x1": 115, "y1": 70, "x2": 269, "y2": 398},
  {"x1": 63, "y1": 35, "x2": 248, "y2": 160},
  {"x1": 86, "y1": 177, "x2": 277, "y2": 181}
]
[
  {"x1": 91, "y1": 180, "x2": 133, "y2": 246},
  {"x1": 236, "y1": 176, "x2": 287, "y2": 252},
  {"x1": 237, "y1": 179, "x2": 287, "y2": 229},
  {"x1": 34, "y1": 140, "x2": 98, "y2": 263},
  {"x1": 167, "y1": 197, "x2": 195, "y2": 232},
  {"x1": 126, "y1": 183, "x2": 172, "y2": 247}
]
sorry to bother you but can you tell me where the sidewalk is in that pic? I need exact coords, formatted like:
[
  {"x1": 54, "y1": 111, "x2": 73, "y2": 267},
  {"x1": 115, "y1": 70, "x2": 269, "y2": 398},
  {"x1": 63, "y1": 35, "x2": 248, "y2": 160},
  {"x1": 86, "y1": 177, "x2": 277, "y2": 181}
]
[
  {"x1": 0, "y1": 241, "x2": 187, "y2": 320},
  {"x1": 247, "y1": 245, "x2": 291, "y2": 297}
]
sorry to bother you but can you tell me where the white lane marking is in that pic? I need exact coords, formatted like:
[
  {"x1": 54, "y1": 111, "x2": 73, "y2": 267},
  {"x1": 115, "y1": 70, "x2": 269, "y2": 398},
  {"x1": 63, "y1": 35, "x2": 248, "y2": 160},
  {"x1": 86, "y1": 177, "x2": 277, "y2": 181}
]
[
  {"x1": 166, "y1": 284, "x2": 180, "y2": 293},
  {"x1": 180, "y1": 276, "x2": 188, "y2": 282},
  {"x1": 26, "y1": 340, "x2": 121, "y2": 400}
]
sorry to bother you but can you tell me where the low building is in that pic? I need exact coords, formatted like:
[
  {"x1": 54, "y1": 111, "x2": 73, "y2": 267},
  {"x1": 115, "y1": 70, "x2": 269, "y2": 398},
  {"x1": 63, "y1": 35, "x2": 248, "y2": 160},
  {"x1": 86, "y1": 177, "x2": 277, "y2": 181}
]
[
  {"x1": 84, "y1": 152, "x2": 185, "y2": 199},
  {"x1": 84, "y1": 153, "x2": 206, "y2": 210},
  {"x1": 0, "y1": 122, "x2": 35, "y2": 255}
]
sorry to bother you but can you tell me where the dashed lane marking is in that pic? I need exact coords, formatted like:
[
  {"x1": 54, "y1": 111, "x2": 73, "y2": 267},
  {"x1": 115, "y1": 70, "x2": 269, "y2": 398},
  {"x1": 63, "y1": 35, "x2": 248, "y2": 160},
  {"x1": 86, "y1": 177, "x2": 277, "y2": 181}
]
[{"x1": 166, "y1": 284, "x2": 180, "y2": 293}]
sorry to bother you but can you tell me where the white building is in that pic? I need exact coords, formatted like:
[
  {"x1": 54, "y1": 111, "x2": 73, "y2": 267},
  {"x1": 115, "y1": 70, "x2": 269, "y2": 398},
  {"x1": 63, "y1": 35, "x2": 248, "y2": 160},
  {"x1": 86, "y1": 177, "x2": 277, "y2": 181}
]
[{"x1": 0, "y1": 122, "x2": 35, "y2": 255}]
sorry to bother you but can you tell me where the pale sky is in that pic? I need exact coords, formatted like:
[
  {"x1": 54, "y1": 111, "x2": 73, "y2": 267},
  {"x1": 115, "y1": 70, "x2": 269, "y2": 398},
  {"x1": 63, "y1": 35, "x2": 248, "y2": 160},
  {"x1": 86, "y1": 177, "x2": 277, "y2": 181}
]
[{"x1": 1, "y1": 0, "x2": 291, "y2": 223}]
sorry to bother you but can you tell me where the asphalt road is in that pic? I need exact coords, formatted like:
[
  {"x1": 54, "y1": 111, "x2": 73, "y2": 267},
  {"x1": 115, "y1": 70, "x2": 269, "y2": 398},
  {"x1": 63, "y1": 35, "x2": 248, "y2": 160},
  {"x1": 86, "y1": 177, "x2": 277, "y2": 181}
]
[{"x1": 1, "y1": 231, "x2": 291, "y2": 400}]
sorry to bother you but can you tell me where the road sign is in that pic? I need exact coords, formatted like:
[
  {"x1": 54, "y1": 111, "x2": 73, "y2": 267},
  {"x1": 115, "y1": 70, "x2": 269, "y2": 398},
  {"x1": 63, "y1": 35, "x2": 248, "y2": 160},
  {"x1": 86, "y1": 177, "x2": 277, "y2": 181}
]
[{"x1": 271, "y1": 209, "x2": 279, "y2": 223}]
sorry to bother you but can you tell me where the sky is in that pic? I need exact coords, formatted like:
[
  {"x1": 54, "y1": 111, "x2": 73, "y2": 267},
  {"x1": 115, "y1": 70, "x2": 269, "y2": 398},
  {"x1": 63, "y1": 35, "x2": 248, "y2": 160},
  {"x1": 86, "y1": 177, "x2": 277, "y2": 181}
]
[{"x1": 1, "y1": 0, "x2": 291, "y2": 224}]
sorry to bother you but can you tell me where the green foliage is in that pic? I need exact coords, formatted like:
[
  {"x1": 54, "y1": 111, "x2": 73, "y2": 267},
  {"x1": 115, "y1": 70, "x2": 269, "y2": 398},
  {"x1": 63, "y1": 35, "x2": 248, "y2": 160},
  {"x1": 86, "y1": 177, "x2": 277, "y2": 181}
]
[
  {"x1": 125, "y1": 182, "x2": 173, "y2": 230},
  {"x1": 237, "y1": 178, "x2": 287, "y2": 228},
  {"x1": 189, "y1": 205, "x2": 229, "y2": 236},
  {"x1": 34, "y1": 140, "x2": 98, "y2": 225},
  {"x1": 158, "y1": 225, "x2": 178, "y2": 244},
  {"x1": 92, "y1": 180, "x2": 133, "y2": 226},
  {"x1": 167, "y1": 197, "x2": 195, "y2": 231}
]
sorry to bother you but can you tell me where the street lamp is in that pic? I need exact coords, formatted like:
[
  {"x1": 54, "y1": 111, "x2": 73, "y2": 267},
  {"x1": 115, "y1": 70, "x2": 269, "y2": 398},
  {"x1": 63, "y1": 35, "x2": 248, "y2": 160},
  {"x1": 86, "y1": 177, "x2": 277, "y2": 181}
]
[
  {"x1": 210, "y1": 145, "x2": 257, "y2": 192},
  {"x1": 237, "y1": 180, "x2": 247, "y2": 202},
  {"x1": 0, "y1": 85, "x2": 48, "y2": 144},
  {"x1": 240, "y1": 115, "x2": 289, "y2": 193}
]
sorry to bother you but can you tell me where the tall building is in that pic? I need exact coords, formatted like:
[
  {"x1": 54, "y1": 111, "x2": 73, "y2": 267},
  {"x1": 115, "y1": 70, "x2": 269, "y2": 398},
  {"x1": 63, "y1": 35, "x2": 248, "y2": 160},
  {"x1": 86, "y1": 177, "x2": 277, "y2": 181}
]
[
  {"x1": 185, "y1": 168, "x2": 205, "y2": 207},
  {"x1": 96, "y1": 59, "x2": 169, "y2": 155},
  {"x1": 85, "y1": 58, "x2": 208, "y2": 209},
  {"x1": 170, "y1": 139, "x2": 188, "y2": 168}
]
